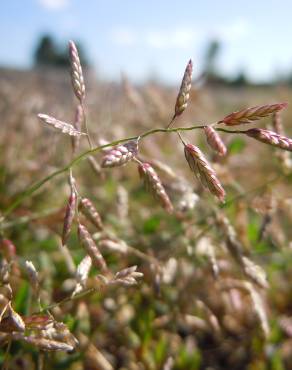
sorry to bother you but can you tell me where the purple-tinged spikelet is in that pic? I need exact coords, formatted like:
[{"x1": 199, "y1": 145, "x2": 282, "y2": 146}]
[
  {"x1": 14, "y1": 335, "x2": 75, "y2": 352},
  {"x1": 25, "y1": 260, "x2": 40, "y2": 297},
  {"x1": 184, "y1": 144, "x2": 225, "y2": 202},
  {"x1": 112, "y1": 265, "x2": 143, "y2": 286},
  {"x1": 78, "y1": 223, "x2": 107, "y2": 272},
  {"x1": 138, "y1": 162, "x2": 173, "y2": 213},
  {"x1": 38, "y1": 114, "x2": 85, "y2": 137},
  {"x1": 219, "y1": 102, "x2": 287, "y2": 126},
  {"x1": 101, "y1": 140, "x2": 138, "y2": 168},
  {"x1": 79, "y1": 198, "x2": 103, "y2": 230},
  {"x1": 173, "y1": 59, "x2": 193, "y2": 119},
  {"x1": 241, "y1": 256, "x2": 268, "y2": 289},
  {"x1": 245, "y1": 128, "x2": 292, "y2": 152},
  {"x1": 62, "y1": 178, "x2": 77, "y2": 246},
  {"x1": 0, "y1": 302, "x2": 25, "y2": 333},
  {"x1": 69, "y1": 40, "x2": 85, "y2": 102},
  {"x1": 73, "y1": 255, "x2": 92, "y2": 296},
  {"x1": 204, "y1": 126, "x2": 227, "y2": 156}
]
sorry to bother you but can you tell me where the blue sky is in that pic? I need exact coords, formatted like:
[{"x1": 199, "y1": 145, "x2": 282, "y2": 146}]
[{"x1": 1, "y1": 0, "x2": 292, "y2": 83}]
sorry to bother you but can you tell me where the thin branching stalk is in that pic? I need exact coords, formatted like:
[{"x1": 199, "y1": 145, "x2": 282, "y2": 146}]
[
  {"x1": 2, "y1": 124, "x2": 205, "y2": 219},
  {"x1": 1, "y1": 123, "x2": 288, "y2": 221}
]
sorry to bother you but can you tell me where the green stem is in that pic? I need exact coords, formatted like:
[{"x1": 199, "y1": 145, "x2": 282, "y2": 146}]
[
  {"x1": 2, "y1": 124, "x2": 206, "y2": 219},
  {"x1": 35, "y1": 287, "x2": 97, "y2": 314},
  {"x1": 215, "y1": 128, "x2": 247, "y2": 134},
  {"x1": 0, "y1": 207, "x2": 60, "y2": 230}
]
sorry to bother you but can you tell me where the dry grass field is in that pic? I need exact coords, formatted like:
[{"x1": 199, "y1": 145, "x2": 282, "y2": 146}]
[{"x1": 0, "y1": 53, "x2": 292, "y2": 369}]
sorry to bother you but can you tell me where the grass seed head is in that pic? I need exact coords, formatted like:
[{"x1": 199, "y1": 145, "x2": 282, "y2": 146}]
[
  {"x1": 245, "y1": 128, "x2": 292, "y2": 151},
  {"x1": 38, "y1": 113, "x2": 85, "y2": 137},
  {"x1": 79, "y1": 198, "x2": 103, "y2": 230},
  {"x1": 244, "y1": 282, "x2": 270, "y2": 338},
  {"x1": 78, "y1": 223, "x2": 107, "y2": 272},
  {"x1": 112, "y1": 265, "x2": 143, "y2": 286},
  {"x1": 76, "y1": 255, "x2": 92, "y2": 285},
  {"x1": 184, "y1": 143, "x2": 225, "y2": 202},
  {"x1": 20, "y1": 335, "x2": 75, "y2": 352},
  {"x1": 69, "y1": 40, "x2": 85, "y2": 102},
  {"x1": 25, "y1": 260, "x2": 40, "y2": 296},
  {"x1": 138, "y1": 162, "x2": 173, "y2": 213},
  {"x1": 219, "y1": 102, "x2": 287, "y2": 126},
  {"x1": 0, "y1": 302, "x2": 25, "y2": 333},
  {"x1": 101, "y1": 140, "x2": 138, "y2": 168},
  {"x1": 73, "y1": 255, "x2": 92, "y2": 296},
  {"x1": 174, "y1": 59, "x2": 193, "y2": 119},
  {"x1": 242, "y1": 256, "x2": 269, "y2": 289},
  {"x1": 204, "y1": 126, "x2": 227, "y2": 156},
  {"x1": 62, "y1": 180, "x2": 77, "y2": 246}
]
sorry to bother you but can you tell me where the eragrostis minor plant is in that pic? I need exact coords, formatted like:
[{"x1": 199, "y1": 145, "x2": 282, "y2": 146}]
[{"x1": 0, "y1": 40, "x2": 292, "y2": 366}]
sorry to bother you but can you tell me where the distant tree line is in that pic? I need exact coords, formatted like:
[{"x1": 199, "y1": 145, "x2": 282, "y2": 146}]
[
  {"x1": 35, "y1": 35, "x2": 292, "y2": 87},
  {"x1": 202, "y1": 39, "x2": 249, "y2": 87},
  {"x1": 34, "y1": 34, "x2": 88, "y2": 68}
]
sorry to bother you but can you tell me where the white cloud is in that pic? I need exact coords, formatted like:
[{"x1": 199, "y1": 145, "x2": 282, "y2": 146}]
[
  {"x1": 214, "y1": 19, "x2": 251, "y2": 42},
  {"x1": 109, "y1": 19, "x2": 251, "y2": 50},
  {"x1": 108, "y1": 20, "x2": 250, "y2": 54},
  {"x1": 110, "y1": 28, "x2": 137, "y2": 47},
  {"x1": 145, "y1": 27, "x2": 197, "y2": 49},
  {"x1": 38, "y1": 0, "x2": 69, "y2": 10},
  {"x1": 109, "y1": 26, "x2": 199, "y2": 50}
]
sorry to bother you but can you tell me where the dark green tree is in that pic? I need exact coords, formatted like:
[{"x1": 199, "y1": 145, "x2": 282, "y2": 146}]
[
  {"x1": 34, "y1": 34, "x2": 88, "y2": 68},
  {"x1": 231, "y1": 70, "x2": 249, "y2": 86},
  {"x1": 34, "y1": 35, "x2": 58, "y2": 66},
  {"x1": 204, "y1": 40, "x2": 221, "y2": 81}
]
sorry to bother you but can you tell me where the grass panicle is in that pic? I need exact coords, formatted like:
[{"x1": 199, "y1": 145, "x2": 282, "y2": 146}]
[
  {"x1": 69, "y1": 40, "x2": 85, "y2": 102},
  {"x1": 38, "y1": 113, "x2": 85, "y2": 137},
  {"x1": 219, "y1": 102, "x2": 287, "y2": 126},
  {"x1": 138, "y1": 162, "x2": 173, "y2": 213},
  {"x1": 184, "y1": 143, "x2": 225, "y2": 202},
  {"x1": 204, "y1": 125, "x2": 227, "y2": 156}
]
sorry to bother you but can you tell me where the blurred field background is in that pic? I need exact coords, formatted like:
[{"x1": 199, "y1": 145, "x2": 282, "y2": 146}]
[{"x1": 1, "y1": 1, "x2": 292, "y2": 370}]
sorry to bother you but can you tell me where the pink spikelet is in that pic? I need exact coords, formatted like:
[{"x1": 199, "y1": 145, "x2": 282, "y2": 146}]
[
  {"x1": 245, "y1": 128, "x2": 292, "y2": 152},
  {"x1": 79, "y1": 198, "x2": 103, "y2": 230},
  {"x1": 174, "y1": 59, "x2": 193, "y2": 118},
  {"x1": 138, "y1": 162, "x2": 173, "y2": 213},
  {"x1": 184, "y1": 144, "x2": 225, "y2": 202},
  {"x1": 69, "y1": 40, "x2": 85, "y2": 102},
  {"x1": 204, "y1": 126, "x2": 227, "y2": 156},
  {"x1": 167, "y1": 59, "x2": 193, "y2": 128},
  {"x1": 219, "y1": 102, "x2": 287, "y2": 126},
  {"x1": 62, "y1": 176, "x2": 77, "y2": 246},
  {"x1": 38, "y1": 114, "x2": 85, "y2": 137},
  {"x1": 78, "y1": 223, "x2": 107, "y2": 272},
  {"x1": 0, "y1": 302, "x2": 25, "y2": 333},
  {"x1": 101, "y1": 140, "x2": 138, "y2": 168},
  {"x1": 14, "y1": 335, "x2": 75, "y2": 352}
]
